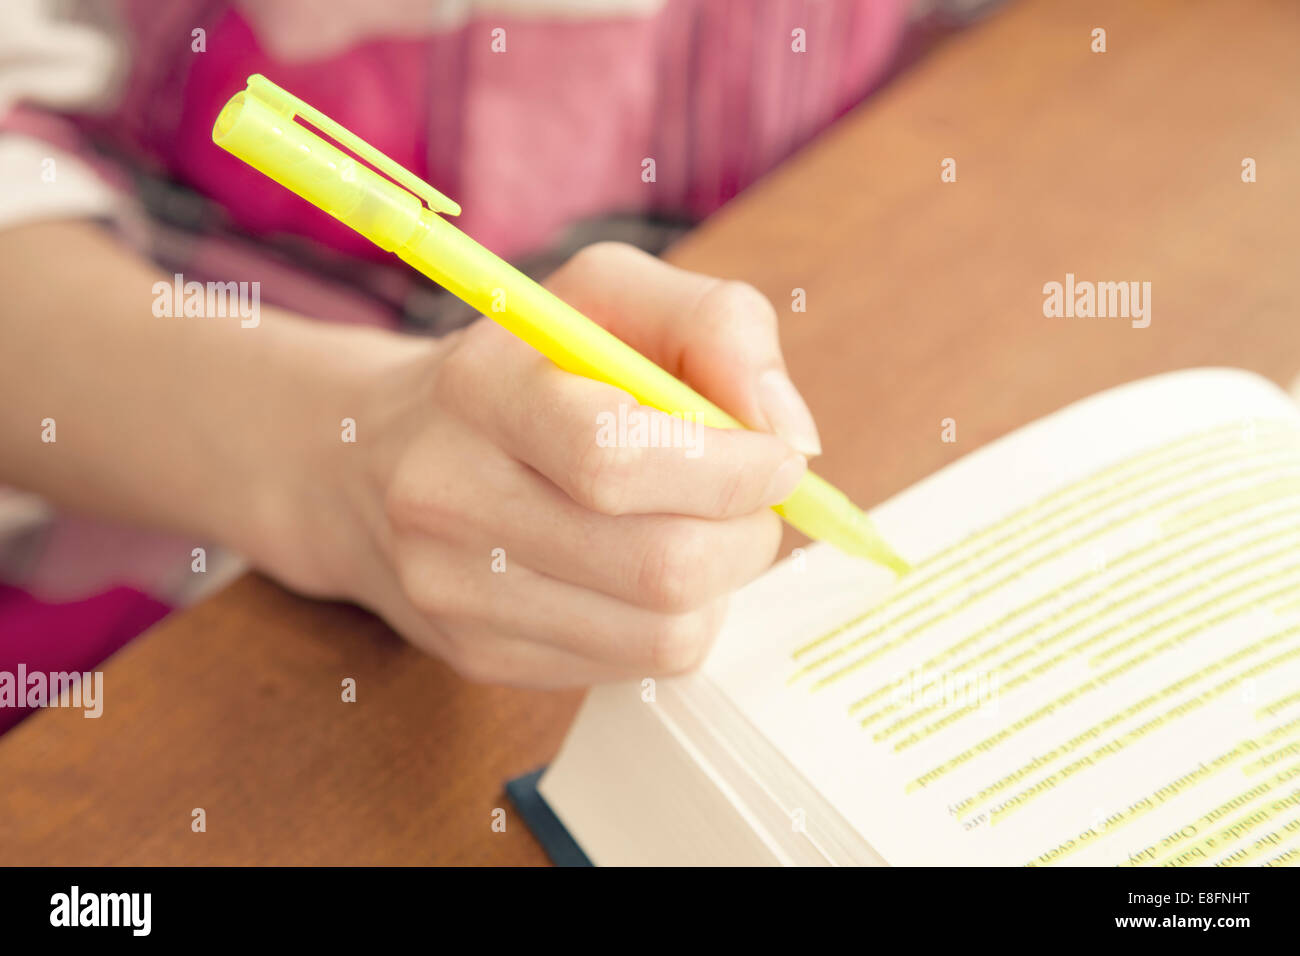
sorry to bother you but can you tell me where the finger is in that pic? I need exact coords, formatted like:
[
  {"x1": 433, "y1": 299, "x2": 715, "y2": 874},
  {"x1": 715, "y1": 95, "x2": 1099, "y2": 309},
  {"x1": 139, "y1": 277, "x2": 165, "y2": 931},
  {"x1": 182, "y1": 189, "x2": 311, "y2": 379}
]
[
  {"x1": 387, "y1": 439, "x2": 785, "y2": 612},
  {"x1": 443, "y1": 629, "x2": 629, "y2": 689},
  {"x1": 444, "y1": 322, "x2": 807, "y2": 519},
  {"x1": 392, "y1": 536, "x2": 731, "y2": 672},
  {"x1": 547, "y1": 241, "x2": 822, "y2": 455},
  {"x1": 507, "y1": 365, "x2": 808, "y2": 519},
  {"x1": 384, "y1": 596, "x2": 635, "y2": 688}
]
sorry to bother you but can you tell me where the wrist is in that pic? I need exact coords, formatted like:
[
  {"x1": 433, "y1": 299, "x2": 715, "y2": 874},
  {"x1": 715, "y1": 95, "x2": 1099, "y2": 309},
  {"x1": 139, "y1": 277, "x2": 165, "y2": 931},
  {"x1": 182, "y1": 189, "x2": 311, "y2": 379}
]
[{"x1": 237, "y1": 318, "x2": 439, "y2": 603}]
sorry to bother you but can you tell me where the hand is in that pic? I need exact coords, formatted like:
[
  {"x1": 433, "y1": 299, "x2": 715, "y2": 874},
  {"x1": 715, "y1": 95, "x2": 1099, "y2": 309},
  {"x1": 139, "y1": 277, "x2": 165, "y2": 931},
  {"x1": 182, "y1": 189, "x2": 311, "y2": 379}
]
[{"x1": 273, "y1": 243, "x2": 823, "y2": 688}]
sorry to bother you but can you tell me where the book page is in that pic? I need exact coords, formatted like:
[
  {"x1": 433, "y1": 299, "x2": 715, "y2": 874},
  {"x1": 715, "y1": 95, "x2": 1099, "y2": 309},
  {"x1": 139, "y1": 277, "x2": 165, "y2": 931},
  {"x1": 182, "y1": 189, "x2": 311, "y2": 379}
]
[{"x1": 704, "y1": 368, "x2": 1300, "y2": 866}]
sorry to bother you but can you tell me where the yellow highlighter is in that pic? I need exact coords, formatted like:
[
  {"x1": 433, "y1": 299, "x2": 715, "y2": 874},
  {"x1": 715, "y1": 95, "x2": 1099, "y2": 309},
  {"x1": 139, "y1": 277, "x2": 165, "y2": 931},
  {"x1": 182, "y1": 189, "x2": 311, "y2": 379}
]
[{"x1": 212, "y1": 75, "x2": 910, "y2": 575}]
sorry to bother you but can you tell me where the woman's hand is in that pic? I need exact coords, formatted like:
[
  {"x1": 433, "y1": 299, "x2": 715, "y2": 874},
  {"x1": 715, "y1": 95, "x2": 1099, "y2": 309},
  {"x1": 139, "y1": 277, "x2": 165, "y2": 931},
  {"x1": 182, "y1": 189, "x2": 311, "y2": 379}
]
[{"x1": 260, "y1": 243, "x2": 823, "y2": 687}]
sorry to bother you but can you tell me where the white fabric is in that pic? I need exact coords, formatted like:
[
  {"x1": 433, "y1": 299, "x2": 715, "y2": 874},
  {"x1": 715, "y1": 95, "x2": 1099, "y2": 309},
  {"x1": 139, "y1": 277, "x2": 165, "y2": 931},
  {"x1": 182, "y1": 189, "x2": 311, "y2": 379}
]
[{"x1": 0, "y1": 0, "x2": 125, "y2": 230}]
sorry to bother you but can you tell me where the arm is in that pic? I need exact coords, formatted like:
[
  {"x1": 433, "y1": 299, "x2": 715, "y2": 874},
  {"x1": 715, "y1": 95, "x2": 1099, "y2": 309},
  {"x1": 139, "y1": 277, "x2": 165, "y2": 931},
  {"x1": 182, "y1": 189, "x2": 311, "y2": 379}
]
[
  {"x1": 1, "y1": 223, "x2": 821, "y2": 686},
  {"x1": 0, "y1": 219, "x2": 415, "y2": 596}
]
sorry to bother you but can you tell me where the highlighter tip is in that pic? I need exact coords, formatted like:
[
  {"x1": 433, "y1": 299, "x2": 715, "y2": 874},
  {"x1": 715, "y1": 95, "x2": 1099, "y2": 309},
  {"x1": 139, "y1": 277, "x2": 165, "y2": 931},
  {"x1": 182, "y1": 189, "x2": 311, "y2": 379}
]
[
  {"x1": 882, "y1": 551, "x2": 913, "y2": 576},
  {"x1": 839, "y1": 512, "x2": 912, "y2": 576},
  {"x1": 863, "y1": 543, "x2": 913, "y2": 577}
]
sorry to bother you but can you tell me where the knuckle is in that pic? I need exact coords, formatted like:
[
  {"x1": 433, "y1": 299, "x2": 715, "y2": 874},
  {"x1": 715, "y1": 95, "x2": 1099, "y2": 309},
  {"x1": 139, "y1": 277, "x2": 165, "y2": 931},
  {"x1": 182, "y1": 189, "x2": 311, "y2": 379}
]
[
  {"x1": 573, "y1": 438, "x2": 641, "y2": 515},
  {"x1": 443, "y1": 642, "x2": 498, "y2": 685},
  {"x1": 430, "y1": 330, "x2": 487, "y2": 413},
  {"x1": 430, "y1": 349, "x2": 469, "y2": 412},
  {"x1": 384, "y1": 475, "x2": 420, "y2": 531},
  {"x1": 384, "y1": 480, "x2": 417, "y2": 532},
  {"x1": 392, "y1": 542, "x2": 470, "y2": 621},
  {"x1": 637, "y1": 523, "x2": 711, "y2": 613},
  {"x1": 384, "y1": 468, "x2": 449, "y2": 535},
  {"x1": 648, "y1": 611, "x2": 716, "y2": 674},
  {"x1": 397, "y1": 563, "x2": 450, "y2": 619},
  {"x1": 566, "y1": 240, "x2": 637, "y2": 278},
  {"x1": 698, "y1": 279, "x2": 777, "y2": 333}
]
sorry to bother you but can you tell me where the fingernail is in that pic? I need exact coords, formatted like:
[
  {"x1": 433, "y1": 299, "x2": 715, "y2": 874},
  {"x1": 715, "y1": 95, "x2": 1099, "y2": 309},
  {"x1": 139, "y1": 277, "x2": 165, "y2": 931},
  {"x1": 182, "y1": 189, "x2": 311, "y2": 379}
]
[
  {"x1": 763, "y1": 454, "x2": 808, "y2": 506},
  {"x1": 757, "y1": 369, "x2": 822, "y2": 456}
]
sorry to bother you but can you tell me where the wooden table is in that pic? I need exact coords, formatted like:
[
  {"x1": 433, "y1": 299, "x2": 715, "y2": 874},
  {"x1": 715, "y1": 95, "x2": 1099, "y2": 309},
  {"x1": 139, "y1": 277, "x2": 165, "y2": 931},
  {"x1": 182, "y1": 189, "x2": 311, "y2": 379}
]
[{"x1": 3, "y1": 0, "x2": 1298, "y2": 864}]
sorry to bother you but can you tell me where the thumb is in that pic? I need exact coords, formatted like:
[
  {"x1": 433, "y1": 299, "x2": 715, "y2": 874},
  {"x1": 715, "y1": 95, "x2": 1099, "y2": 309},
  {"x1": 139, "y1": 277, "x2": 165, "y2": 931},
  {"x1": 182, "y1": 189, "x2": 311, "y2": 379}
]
[{"x1": 545, "y1": 242, "x2": 822, "y2": 456}]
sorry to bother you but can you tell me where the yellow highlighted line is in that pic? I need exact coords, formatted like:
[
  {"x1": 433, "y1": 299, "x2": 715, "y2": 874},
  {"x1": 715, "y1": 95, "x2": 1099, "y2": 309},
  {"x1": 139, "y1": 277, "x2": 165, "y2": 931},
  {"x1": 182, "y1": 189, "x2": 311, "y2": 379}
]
[{"x1": 792, "y1": 423, "x2": 1292, "y2": 662}]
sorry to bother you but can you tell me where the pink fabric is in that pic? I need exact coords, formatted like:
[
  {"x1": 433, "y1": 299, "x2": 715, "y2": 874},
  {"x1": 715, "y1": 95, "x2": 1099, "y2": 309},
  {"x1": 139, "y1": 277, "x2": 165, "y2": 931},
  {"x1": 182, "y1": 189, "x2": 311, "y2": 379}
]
[
  {"x1": 0, "y1": 585, "x2": 170, "y2": 734},
  {"x1": 89, "y1": 0, "x2": 910, "y2": 261}
]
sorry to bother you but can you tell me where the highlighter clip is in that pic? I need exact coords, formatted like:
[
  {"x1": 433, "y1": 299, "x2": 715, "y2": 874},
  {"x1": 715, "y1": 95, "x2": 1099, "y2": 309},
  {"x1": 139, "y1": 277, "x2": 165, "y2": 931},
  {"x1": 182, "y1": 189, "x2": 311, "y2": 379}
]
[{"x1": 240, "y1": 74, "x2": 461, "y2": 218}]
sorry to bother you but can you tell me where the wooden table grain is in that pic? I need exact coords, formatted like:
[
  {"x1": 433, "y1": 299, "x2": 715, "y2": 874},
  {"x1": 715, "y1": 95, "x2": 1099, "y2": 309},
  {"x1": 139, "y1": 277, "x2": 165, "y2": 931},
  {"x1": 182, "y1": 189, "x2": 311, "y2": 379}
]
[{"x1": 3, "y1": 0, "x2": 1298, "y2": 865}]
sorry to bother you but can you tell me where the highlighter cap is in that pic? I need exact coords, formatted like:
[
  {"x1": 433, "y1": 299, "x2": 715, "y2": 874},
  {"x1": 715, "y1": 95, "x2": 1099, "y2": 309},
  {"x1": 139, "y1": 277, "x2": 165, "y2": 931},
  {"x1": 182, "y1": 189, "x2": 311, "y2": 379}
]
[{"x1": 212, "y1": 75, "x2": 458, "y2": 251}]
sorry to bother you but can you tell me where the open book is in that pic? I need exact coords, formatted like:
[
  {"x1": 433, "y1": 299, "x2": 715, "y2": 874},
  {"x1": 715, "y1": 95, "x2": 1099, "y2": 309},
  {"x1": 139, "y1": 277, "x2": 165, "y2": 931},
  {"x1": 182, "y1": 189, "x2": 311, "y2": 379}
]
[{"x1": 539, "y1": 368, "x2": 1300, "y2": 866}]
